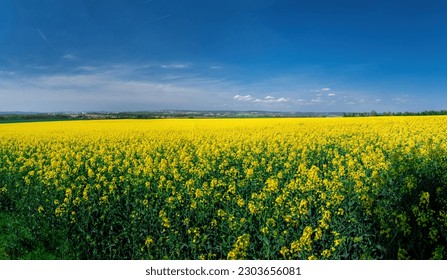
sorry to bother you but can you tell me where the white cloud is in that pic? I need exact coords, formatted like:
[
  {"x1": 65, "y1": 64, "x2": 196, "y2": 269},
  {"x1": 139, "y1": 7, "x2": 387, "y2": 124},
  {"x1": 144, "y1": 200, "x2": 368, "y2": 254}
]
[
  {"x1": 0, "y1": 70, "x2": 15, "y2": 76},
  {"x1": 25, "y1": 64, "x2": 49, "y2": 70},
  {"x1": 276, "y1": 97, "x2": 289, "y2": 102},
  {"x1": 77, "y1": 66, "x2": 96, "y2": 71},
  {"x1": 392, "y1": 97, "x2": 413, "y2": 105},
  {"x1": 62, "y1": 54, "x2": 77, "y2": 61},
  {"x1": 160, "y1": 64, "x2": 188, "y2": 69},
  {"x1": 312, "y1": 87, "x2": 331, "y2": 92},
  {"x1": 328, "y1": 93, "x2": 336, "y2": 96},
  {"x1": 234, "y1": 94, "x2": 292, "y2": 104},
  {"x1": 233, "y1": 94, "x2": 254, "y2": 101}
]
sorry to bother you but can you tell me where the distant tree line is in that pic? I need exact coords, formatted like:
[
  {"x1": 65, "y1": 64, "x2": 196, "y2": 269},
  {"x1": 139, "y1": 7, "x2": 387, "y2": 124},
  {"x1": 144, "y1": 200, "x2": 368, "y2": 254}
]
[
  {"x1": 343, "y1": 110, "x2": 447, "y2": 117},
  {"x1": 0, "y1": 113, "x2": 72, "y2": 123},
  {"x1": 2, "y1": 110, "x2": 447, "y2": 123}
]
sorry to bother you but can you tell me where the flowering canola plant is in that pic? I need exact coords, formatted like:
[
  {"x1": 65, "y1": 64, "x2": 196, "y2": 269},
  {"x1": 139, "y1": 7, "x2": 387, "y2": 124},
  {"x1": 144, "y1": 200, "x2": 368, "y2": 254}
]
[{"x1": 1, "y1": 117, "x2": 446, "y2": 259}]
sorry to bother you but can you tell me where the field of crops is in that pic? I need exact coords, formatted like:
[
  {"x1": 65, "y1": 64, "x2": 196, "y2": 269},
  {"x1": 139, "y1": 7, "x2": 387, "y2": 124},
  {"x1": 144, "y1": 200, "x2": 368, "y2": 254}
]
[{"x1": 1, "y1": 117, "x2": 446, "y2": 259}]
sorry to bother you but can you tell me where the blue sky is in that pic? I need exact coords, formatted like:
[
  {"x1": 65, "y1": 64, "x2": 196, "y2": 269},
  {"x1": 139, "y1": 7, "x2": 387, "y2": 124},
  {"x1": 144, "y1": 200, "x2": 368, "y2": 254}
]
[{"x1": 1, "y1": 0, "x2": 447, "y2": 112}]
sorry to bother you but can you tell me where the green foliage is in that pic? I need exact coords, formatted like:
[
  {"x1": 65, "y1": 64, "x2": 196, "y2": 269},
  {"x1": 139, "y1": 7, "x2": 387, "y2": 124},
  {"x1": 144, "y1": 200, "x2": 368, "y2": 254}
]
[
  {"x1": 0, "y1": 212, "x2": 71, "y2": 260},
  {"x1": 372, "y1": 150, "x2": 447, "y2": 259}
]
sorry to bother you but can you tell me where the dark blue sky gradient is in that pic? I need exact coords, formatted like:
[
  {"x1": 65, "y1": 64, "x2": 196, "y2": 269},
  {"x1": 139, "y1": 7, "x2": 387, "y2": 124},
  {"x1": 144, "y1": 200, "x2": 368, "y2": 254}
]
[{"x1": 1, "y1": 0, "x2": 447, "y2": 112}]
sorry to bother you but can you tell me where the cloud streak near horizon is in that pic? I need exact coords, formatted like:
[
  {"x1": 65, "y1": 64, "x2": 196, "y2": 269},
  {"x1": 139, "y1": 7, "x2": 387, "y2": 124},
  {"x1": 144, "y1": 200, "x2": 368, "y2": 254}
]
[{"x1": 0, "y1": 62, "x2": 427, "y2": 113}]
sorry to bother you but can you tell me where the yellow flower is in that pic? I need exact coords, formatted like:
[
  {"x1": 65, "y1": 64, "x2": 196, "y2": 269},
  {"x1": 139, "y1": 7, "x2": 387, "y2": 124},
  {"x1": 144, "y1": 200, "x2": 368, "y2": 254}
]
[
  {"x1": 314, "y1": 228, "x2": 322, "y2": 240},
  {"x1": 145, "y1": 237, "x2": 154, "y2": 248},
  {"x1": 334, "y1": 239, "x2": 342, "y2": 247},
  {"x1": 280, "y1": 246, "x2": 289, "y2": 258},
  {"x1": 299, "y1": 199, "x2": 308, "y2": 215},
  {"x1": 245, "y1": 168, "x2": 254, "y2": 178},
  {"x1": 54, "y1": 207, "x2": 63, "y2": 217},
  {"x1": 190, "y1": 201, "x2": 197, "y2": 209},
  {"x1": 211, "y1": 219, "x2": 217, "y2": 227},
  {"x1": 159, "y1": 210, "x2": 171, "y2": 228},
  {"x1": 321, "y1": 249, "x2": 331, "y2": 258},
  {"x1": 248, "y1": 201, "x2": 258, "y2": 215},
  {"x1": 227, "y1": 234, "x2": 250, "y2": 260},
  {"x1": 237, "y1": 197, "x2": 245, "y2": 207}
]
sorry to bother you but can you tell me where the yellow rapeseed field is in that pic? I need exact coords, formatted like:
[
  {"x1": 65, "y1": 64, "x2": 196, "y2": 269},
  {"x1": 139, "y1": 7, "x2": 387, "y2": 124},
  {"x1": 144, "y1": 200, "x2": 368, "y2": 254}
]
[{"x1": 1, "y1": 117, "x2": 446, "y2": 259}]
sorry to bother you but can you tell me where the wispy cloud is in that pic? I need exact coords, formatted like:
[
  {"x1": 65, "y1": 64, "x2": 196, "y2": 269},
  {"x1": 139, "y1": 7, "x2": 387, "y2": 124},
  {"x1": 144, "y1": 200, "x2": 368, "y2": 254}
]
[
  {"x1": 160, "y1": 64, "x2": 189, "y2": 69},
  {"x1": 37, "y1": 28, "x2": 53, "y2": 48},
  {"x1": 0, "y1": 70, "x2": 15, "y2": 76},
  {"x1": 312, "y1": 87, "x2": 331, "y2": 93},
  {"x1": 0, "y1": 63, "x2": 428, "y2": 113},
  {"x1": 77, "y1": 66, "x2": 97, "y2": 71},
  {"x1": 210, "y1": 65, "x2": 222, "y2": 70},
  {"x1": 233, "y1": 94, "x2": 254, "y2": 101},
  {"x1": 254, "y1": 96, "x2": 291, "y2": 103},
  {"x1": 0, "y1": 65, "x2": 231, "y2": 112},
  {"x1": 151, "y1": 14, "x2": 171, "y2": 23},
  {"x1": 25, "y1": 64, "x2": 49, "y2": 70},
  {"x1": 392, "y1": 96, "x2": 411, "y2": 105},
  {"x1": 62, "y1": 54, "x2": 77, "y2": 61},
  {"x1": 233, "y1": 94, "x2": 291, "y2": 103},
  {"x1": 233, "y1": 94, "x2": 299, "y2": 105}
]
